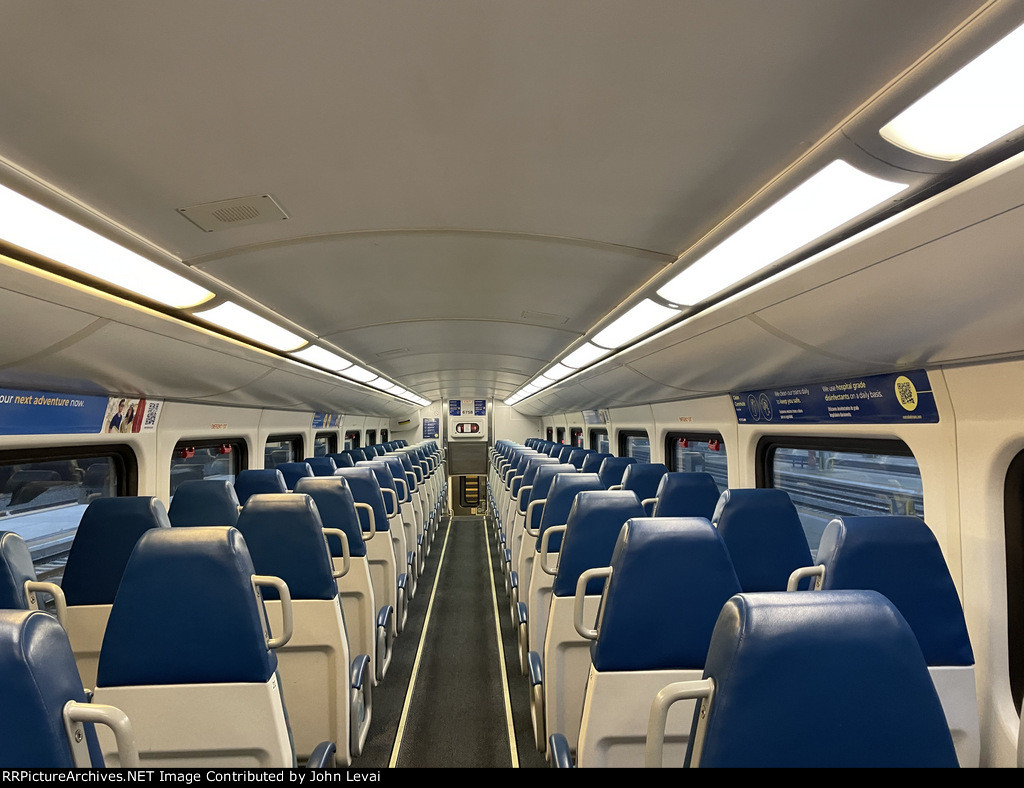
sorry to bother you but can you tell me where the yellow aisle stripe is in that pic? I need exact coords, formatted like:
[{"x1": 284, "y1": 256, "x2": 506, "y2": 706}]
[{"x1": 484, "y1": 517, "x2": 521, "y2": 767}]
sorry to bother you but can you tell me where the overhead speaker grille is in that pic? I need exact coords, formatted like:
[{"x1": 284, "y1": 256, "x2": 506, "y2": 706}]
[{"x1": 177, "y1": 194, "x2": 288, "y2": 232}]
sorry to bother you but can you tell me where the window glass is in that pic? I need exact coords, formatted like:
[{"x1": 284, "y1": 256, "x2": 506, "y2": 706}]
[
  {"x1": 0, "y1": 448, "x2": 133, "y2": 581},
  {"x1": 556, "y1": 427, "x2": 566, "y2": 444},
  {"x1": 1005, "y1": 449, "x2": 1024, "y2": 713},
  {"x1": 366, "y1": 429, "x2": 377, "y2": 446},
  {"x1": 590, "y1": 429, "x2": 609, "y2": 454},
  {"x1": 545, "y1": 427, "x2": 553, "y2": 441},
  {"x1": 570, "y1": 427, "x2": 583, "y2": 448},
  {"x1": 766, "y1": 441, "x2": 923, "y2": 558},
  {"x1": 667, "y1": 433, "x2": 728, "y2": 491},
  {"x1": 380, "y1": 429, "x2": 389, "y2": 443},
  {"x1": 344, "y1": 430, "x2": 360, "y2": 450},
  {"x1": 265, "y1": 435, "x2": 302, "y2": 469},
  {"x1": 621, "y1": 431, "x2": 651, "y2": 463},
  {"x1": 171, "y1": 440, "x2": 243, "y2": 495},
  {"x1": 313, "y1": 432, "x2": 337, "y2": 458}
]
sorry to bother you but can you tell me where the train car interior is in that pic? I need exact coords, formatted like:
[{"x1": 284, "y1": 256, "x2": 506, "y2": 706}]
[{"x1": 2, "y1": 0, "x2": 1024, "y2": 769}]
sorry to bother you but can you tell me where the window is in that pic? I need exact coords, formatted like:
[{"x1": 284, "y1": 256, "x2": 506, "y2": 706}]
[
  {"x1": 380, "y1": 428, "x2": 389, "y2": 443},
  {"x1": 313, "y1": 432, "x2": 337, "y2": 458},
  {"x1": 344, "y1": 430, "x2": 361, "y2": 450},
  {"x1": 366, "y1": 429, "x2": 377, "y2": 446},
  {"x1": 545, "y1": 427, "x2": 553, "y2": 441},
  {"x1": 665, "y1": 432, "x2": 728, "y2": 491},
  {"x1": 619, "y1": 430, "x2": 651, "y2": 463},
  {"x1": 0, "y1": 446, "x2": 136, "y2": 580},
  {"x1": 590, "y1": 429, "x2": 609, "y2": 454},
  {"x1": 265, "y1": 435, "x2": 302, "y2": 469},
  {"x1": 556, "y1": 427, "x2": 566, "y2": 444},
  {"x1": 570, "y1": 427, "x2": 583, "y2": 448},
  {"x1": 1005, "y1": 449, "x2": 1024, "y2": 713},
  {"x1": 170, "y1": 439, "x2": 245, "y2": 496},
  {"x1": 757, "y1": 437, "x2": 923, "y2": 559}
]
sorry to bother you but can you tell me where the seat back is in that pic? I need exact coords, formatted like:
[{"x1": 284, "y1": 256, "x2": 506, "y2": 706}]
[
  {"x1": 275, "y1": 462, "x2": 314, "y2": 490},
  {"x1": 597, "y1": 457, "x2": 636, "y2": 489},
  {"x1": 711, "y1": 489, "x2": 811, "y2": 591},
  {"x1": 0, "y1": 531, "x2": 38, "y2": 611},
  {"x1": 234, "y1": 469, "x2": 288, "y2": 506},
  {"x1": 620, "y1": 463, "x2": 668, "y2": 514},
  {"x1": 650, "y1": 472, "x2": 720, "y2": 519},
  {"x1": 93, "y1": 526, "x2": 293, "y2": 767},
  {"x1": 580, "y1": 452, "x2": 613, "y2": 475},
  {"x1": 304, "y1": 457, "x2": 338, "y2": 477},
  {"x1": 326, "y1": 452, "x2": 355, "y2": 468},
  {"x1": 167, "y1": 479, "x2": 240, "y2": 527},
  {"x1": 683, "y1": 591, "x2": 959, "y2": 768}
]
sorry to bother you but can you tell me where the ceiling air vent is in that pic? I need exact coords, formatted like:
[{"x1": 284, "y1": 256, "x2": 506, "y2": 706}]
[
  {"x1": 177, "y1": 194, "x2": 288, "y2": 232},
  {"x1": 521, "y1": 310, "x2": 569, "y2": 325}
]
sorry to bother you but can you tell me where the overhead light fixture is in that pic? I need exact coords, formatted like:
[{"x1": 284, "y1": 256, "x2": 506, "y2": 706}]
[
  {"x1": 543, "y1": 363, "x2": 573, "y2": 381},
  {"x1": 0, "y1": 183, "x2": 213, "y2": 308},
  {"x1": 338, "y1": 364, "x2": 379, "y2": 383},
  {"x1": 880, "y1": 23, "x2": 1024, "y2": 161},
  {"x1": 592, "y1": 299, "x2": 681, "y2": 349},
  {"x1": 656, "y1": 160, "x2": 907, "y2": 306},
  {"x1": 561, "y1": 342, "x2": 608, "y2": 369},
  {"x1": 385, "y1": 383, "x2": 405, "y2": 394},
  {"x1": 291, "y1": 345, "x2": 354, "y2": 372},
  {"x1": 368, "y1": 377, "x2": 393, "y2": 390},
  {"x1": 195, "y1": 301, "x2": 305, "y2": 351}
]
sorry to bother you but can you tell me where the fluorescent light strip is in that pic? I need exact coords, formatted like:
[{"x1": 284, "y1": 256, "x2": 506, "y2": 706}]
[
  {"x1": 0, "y1": 183, "x2": 213, "y2": 308},
  {"x1": 592, "y1": 299, "x2": 680, "y2": 349},
  {"x1": 657, "y1": 160, "x2": 907, "y2": 306},
  {"x1": 338, "y1": 364, "x2": 379, "y2": 383},
  {"x1": 880, "y1": 23, "x2": 1024, "y2": 161},
  {"x1": 544, "y1": 363, "x2": 573, "y2": 381},
  {"x1": 291, "y1": 345, "x2": 354, "y2": 372},
  {"x1": 562, "y1": 342, "x2": 608, "y2": 369},
  {"x1": 368, "y1": 377, "x2": 393, "y2": 390},
  {"x1": 195, "y1": 301, "x2": 305, "y2": 351}
]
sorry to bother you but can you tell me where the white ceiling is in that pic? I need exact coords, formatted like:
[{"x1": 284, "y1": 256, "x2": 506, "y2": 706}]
[{"x1": 0, "y1": 1, "x2": 1007, "y2": 412}]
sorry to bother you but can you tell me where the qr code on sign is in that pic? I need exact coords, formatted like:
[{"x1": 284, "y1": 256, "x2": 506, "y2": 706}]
[
  {"x1": 896, "y1": 379, "x2": 915, "y2": 406},
  {"x1": 144, "y1": 401, "x2": 160, "y2": 428}
]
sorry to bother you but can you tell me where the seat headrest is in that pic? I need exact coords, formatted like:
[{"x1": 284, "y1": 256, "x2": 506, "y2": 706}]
[
  {"x1": 591, "y1": 518, "x2": 741, "y2": 672},
  {"x1": 62, "y1": 497, "x2": 171, "y2": 606},
  {"x1": 234, "y1": 469, "x2": 288, "y2": 506},
  {"x1": 335, "y1": 468, "x2": 389, "y2": 531},
  {"x1": 0, "y1": 532, "x2": 36, "y2": 610},
  {"x1": 97, "y1": 527, "x2": 277, "y2": 687},
  {"x1": 580, "y1": 452, "x2": 613, "y2": 475},
  {"x1": 692, "y1": 590, "x2": 959, "y2": 767},
  {"x1": 167, "y1": 479, "x2": 240, "y2": 527},
  {"x1": 651, "y1": 472, "x2": 721, "y2": 520},
  {"x1": 620, "y1": 463, "x2": 669, "y2": 499},
  {"x1": 598, "y1": 457, "x2": 636, "y2": 488},
  {"x1": 236, "y1": 494, "x2": 337, "y2": 601},
  {"x1": 552, "y1": 491, "x2": 646, "y2": 597},
  {"x1": 817, "y1": 516, "x2": 973, "y2": 666},
  {"x1": 326, "y1": 453, "x2": 355, "y2": 468},
  {"x1": 567, "y1": 449, "x2": 591, "y2": 470},
  {"x1": 304, "y1": 457, "x2": 338, "y2": 477},
  {"x1": 292, "y1": 477, "x2": 366, "y2": 558},
  {"x1": 712, "y1": 489, "x2": 812, "y2": 592},
  {"x1": 275, "y1": 462, "x2": 314, "y2": 490},
  {"x1": 0, "y1": 610, "x2": 102, "y2": 767}
]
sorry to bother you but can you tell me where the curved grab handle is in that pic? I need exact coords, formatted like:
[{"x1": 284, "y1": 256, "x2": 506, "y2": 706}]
[
  {"x1": 516, "y1": 485, "x2": 533, "y2": 514},
  {"x1": 645, "y1": 678, "x2": 715, "y2": 769},
  {"x1": 252, "y1": 575, "x2": 293, "y2": 649},
  {"x1": 787, "y1": 564, "x2": 825, "y2": 592},
  {"x1": 354, "y1": 501, "x2": 376, "y2": 539},
  {"x1": 323, "y1": 527, "x2": 351, "y2": 578},
  {"x1": 64, "y1": 700, "x2": 139, "y2": 768},
  {"x1": 381, "y1": 487, "x2": 400, "y2": 519},
  {"x1": 25, "y1": 581, "x2": 67, "y2": 629},
  {"x1": 539, "y1": 525, "x2": 567, "y2": 576},
  {"x1": 524, "y1": 498, "x2": 547, "y2": 537},
  {"x1": 573, "y1": 567, "x2": 611, "y2": 639},
  {"x1": 394, "y1": 477, "x2": 410, "y2": 504}
]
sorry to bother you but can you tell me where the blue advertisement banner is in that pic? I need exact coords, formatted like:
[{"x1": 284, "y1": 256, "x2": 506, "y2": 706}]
[
  {"x1": 312, "y1": 412, "x2": 342, "y2": 429},
  {"x1": 448, "y1": 400, "x2": 461, "y2": 416},
  {"x1": 423, "y1": 417, "x2": 440, "y2": 438},
  {"x1": 732, "y1": 370, "x2": 939, "y2": 425},
  {"x1": 474, "y1": 400, "x2": 486, "y2": 416},
  {"x1": 0, "y1": 389, "x2": 112, "y2": 435}
]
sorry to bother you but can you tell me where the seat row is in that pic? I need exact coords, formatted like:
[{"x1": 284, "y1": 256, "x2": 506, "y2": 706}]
[
  {"x1": 487, "y1": 438, "x2": 978, "y2": 768},
  {"x1": 0, "y1": 440, "x2": 448, "y2": 768}
]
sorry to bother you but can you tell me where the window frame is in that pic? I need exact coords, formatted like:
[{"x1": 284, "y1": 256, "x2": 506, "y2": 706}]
[
  {"x1": 344, "y1": 430, "x2": 361, "y2": 450},
  {"x1": 589, "y1": 428, "x2": 609, "y2": 453},
  {"x1": 171, "y1": 437, "x2": 247, "y2": 493},
  {"x1": 264, "y1": 434, "x2": 304, "y2": 468},
  {"x1": 1005, "y1": 449, "x2": 1024, "y2": 714},
  {"x1": 314, "y1": 432, "x2": 338, "y2": 457},
  {"x1": 618, "y1": 429, "x2": 650, "y2": 460},
  {"x1": 570, "y1": 427, "x2": 583, "y2": 448}
]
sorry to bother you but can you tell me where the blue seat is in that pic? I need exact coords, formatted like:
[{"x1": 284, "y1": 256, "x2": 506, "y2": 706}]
[
  {"x1": 304, "y1": 457, "x2": 338, "y2": 477},
  {"x1": 598, "y1": 457, "x2": 636, "y2": 489},
  {"x1": 61, "y1": 497, "x2": 171, "y2": 690},
  {"x1": 798, "y1": 515, "x2": 978, "y2": 766},
  {"x1": 357, "y1": 460, "x2": 416, "y2": 599},
  {"x1": 234, "y1": 469, "x2": 288, "y2": 506},
  {"x1": 276, "y1": 461, "x2": 315, "y2": 490},
  {"x1": 0, "y1": 609, "x2": 138, "y2": 767},
  {"x1": 646, "y1": 590, "x2": 959, "y2": 768},
  {"x1": 620, "y1": 463, "x2": 669, "y2": 515},
  {"x1": 327, "y1": 452, "x2": 355, "y2": 468},
  {"x1": 236, "y1": 494, "x2": 371, "y2": 764},
  {"x1": 580, "y1": 452, "x2": 612, "y2": 475},
  {"x1": 93, "y1": 526, "x2": 326, "y2": 766},
  {"x1": 650, "y1": 472, "x2": 721, "y2": 519},
  {"x1": 294, "y1": 477, "x2": 393, "y2": 684},
  {"x1": 167, "y1": 479, "x2": 240, "y2": 527},
  {"x1": 711, "y1": 489, "x2": 812, "y2": 591}
]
